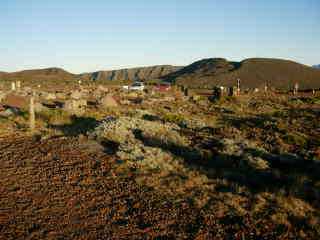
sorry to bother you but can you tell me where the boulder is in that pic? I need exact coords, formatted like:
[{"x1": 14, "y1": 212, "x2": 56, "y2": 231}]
[{"x1": 100, "y1": 95, "x2": 118, "y2": 107}]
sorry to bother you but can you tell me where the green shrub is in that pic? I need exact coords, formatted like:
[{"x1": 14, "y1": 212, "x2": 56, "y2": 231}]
[
  {"x1": 162, "y1": 113, "x2": 185, "y2": 125},
  {"x1": 283, "y1": 133, "x2": 307, "y2": 146}
]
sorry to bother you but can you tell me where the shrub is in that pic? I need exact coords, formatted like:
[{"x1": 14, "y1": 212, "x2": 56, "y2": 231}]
[
  {"x1": 162, "y1": 113, "x2": 186, "y2": 125},
  {"x1": 283, "y1": 133, "x2": 307, "y2": 146}
]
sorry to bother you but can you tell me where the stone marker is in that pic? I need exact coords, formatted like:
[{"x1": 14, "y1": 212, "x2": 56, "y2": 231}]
[
  {"x1": 29, "y1": 94, "x2": 35, "y2": 132},
  {"x1": 236, "y1": 78, "x2": 241, "y2": 96},
  {"x1": 11, "y1": 82, "x2": 16, "y2": 91},
  {"x1": 16, "y1": 81, "x2": 21, "y2": 89},
  {"x1": 294, "y1": 82, "x2": 299, "y2": 95}
]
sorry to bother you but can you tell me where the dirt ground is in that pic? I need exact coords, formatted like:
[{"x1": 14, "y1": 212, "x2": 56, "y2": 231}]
[
  {"x1": 0, "y1": 92, "x2": 320, "y2": 239},
  {"x1": 0, "y1": 133, "x2": 317, "y2": 240}
]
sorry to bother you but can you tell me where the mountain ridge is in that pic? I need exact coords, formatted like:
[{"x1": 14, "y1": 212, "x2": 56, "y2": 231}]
[
  {"x1": 1, "y1": 59, "x2": 320, "y2": 90},
  {"x1": 163, "y1": 58, "x2": 320, "y2": 90},
  {"x1": 80, "y1": 65, "x2": 182, "y2": 82}
]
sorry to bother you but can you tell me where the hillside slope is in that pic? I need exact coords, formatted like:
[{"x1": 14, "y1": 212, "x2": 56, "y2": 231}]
[
  {"x1": 0, "y1": 67, "x2": 77, "y2": 84},
  {"x1": 81, "y1": 65, "x2": 182, "y2": 82},
  {"x1": 164, "y1": 58, "x2": 320, "y2": 90}
]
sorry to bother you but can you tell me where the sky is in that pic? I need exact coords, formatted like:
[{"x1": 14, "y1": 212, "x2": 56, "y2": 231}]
[{"x1": 0, "y1": 0, "x2": 319, "y2": 73}]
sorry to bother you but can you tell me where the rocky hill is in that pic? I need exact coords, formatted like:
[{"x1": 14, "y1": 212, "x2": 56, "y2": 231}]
[
  {"x1": 163, "y1": 58, "x2": 320, "y2": 90},
  {"x1": 0, "y1": 66, "x2": 181, "y2": 86},
  {"x1": 81, "y1": 65, "x2": 182, "y2": 82}
]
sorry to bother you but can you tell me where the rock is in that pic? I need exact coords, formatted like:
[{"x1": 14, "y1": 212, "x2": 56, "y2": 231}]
[
  {"x1": 100, "y1": 95, "x2": 118, "y2": 107},
  {"x1": 191, "y1": 95, "x2": 201, "y2": 101},
  {"x1": 0, "y1": 107, "x2": 21, "y2": 117},
  {"x1": 0, "y1": 91, "x2": 7, "y2": 102},
  {"x1": 164, "y1": 96, "x2": 175, "y2": 102},
  {"x1": 44, "y1": 93, "x2": 57, "y2": 100},
  {"x1": 34, "y1": 102, "x2": 47, "y2": 113},
  {"x1": 56, "y1": 92, "x2": 67, "y2": 99},
  {"x1": 70, "y1": 90, "x2": 84, "y2": 100},
  {"x1": 242, "y1": 155, "x2": 270, "y2": 170},
  {"x1": 97, "y1": 85, "x2": 109, "y2": 93},
  {"x1": 63, "y1": 99, "x2": 87, "y2": 114}
]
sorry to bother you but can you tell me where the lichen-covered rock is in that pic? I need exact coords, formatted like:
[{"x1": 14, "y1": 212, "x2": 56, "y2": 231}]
[{"x1": 92, "y1": 115, "x2": 190, "y2": 171}]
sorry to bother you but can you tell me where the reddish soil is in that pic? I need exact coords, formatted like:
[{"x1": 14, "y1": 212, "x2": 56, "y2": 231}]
[{"x1": 0, "y1": 135, "x2": 305, "y2": 239}]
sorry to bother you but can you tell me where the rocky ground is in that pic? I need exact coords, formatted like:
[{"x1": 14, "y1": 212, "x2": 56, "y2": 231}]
[{"x1": 0, "y1": 91, "x2": 320, "y2": 239}]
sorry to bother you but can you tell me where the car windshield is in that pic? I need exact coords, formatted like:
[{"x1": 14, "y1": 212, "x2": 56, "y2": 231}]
[{"x1": 132, "y1": 82, "x2": 142, "y2": 87}]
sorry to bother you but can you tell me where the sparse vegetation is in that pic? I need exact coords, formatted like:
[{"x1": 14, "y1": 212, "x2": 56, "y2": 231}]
[{"x1": 0, "y1": 85, "x2": 319, "y2": 239}]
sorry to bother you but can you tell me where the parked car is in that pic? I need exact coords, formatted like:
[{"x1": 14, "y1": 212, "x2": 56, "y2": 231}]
[
  {"x1": 153, "y1": 83, "x2": 171, "y2": 92},
  {"x1": 123, "y1": 82, "x2": 145, "y2": 91}
]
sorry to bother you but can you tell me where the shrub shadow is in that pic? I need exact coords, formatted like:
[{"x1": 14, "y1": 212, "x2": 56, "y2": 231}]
[{"x1": 49, "y1": 115, "x2": 99, "y2": 137}]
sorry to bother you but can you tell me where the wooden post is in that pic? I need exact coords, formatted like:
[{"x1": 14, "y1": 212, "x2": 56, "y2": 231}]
[{"x1": 29, "y1": 93, "x2": 35, "y2": 132}]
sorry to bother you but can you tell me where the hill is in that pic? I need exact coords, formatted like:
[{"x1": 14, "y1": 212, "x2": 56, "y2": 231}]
[
  {"x1": 0, "y1": 67, "x2": 77, "y2": 85},
  {"x1": 81, "y1": 65, "x2": 182, "y2": 82},
  {"x1": 163, "y1": 58, "x2": 320, "y2": 90}
]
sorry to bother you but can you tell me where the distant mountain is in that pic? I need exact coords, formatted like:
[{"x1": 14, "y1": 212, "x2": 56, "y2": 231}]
[
  {"x1": 163, "y1": 58, "x2": 320, "y2": 90},
  {"x1": 1, "y1": 59, "x2": 319, "y2": 90},
  {"x1": 0, "y1": 67, "x2": 76, "y2": 83},
  {"x1": 313, "y1": 64, "x2": 320, "y2": 69},
  {"x1": 0, "y1": 66, "x2": 182, "y2": 85},
  {"x1": 81, "y1": 65, "x2": 182, "y2": 82}
]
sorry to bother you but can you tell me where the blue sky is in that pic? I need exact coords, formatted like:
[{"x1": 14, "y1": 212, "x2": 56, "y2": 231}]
[{"x1": 0, "y1": 0, "x2": 319, "y2": 73}]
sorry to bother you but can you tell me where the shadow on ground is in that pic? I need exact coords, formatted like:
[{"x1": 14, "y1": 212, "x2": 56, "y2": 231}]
[{"x1": 49, "y1": 115, "x2": 99, "y2": 136}]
